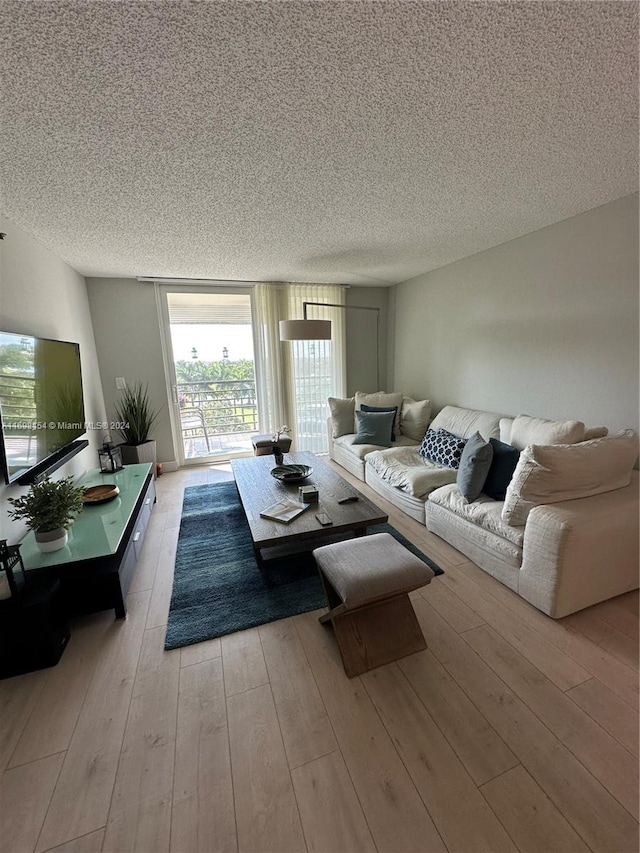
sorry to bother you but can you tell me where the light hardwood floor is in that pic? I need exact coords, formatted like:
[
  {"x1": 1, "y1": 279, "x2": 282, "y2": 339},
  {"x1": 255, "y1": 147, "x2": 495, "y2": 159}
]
[{"x1": 1, "y1": 461, "x2": 638, "y2": 853}]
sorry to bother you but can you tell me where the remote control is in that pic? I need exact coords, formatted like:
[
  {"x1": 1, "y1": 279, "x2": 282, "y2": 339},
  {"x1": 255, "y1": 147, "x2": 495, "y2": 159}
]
[{"x1": 338, "y1": 496, "x2": 359, "y2": 504}]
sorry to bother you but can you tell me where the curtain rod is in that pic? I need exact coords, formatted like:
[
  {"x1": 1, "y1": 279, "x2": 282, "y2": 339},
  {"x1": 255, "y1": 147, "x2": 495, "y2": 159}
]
[{"x1": 137, "y1": 277, "x2": 351, "y2": 288}]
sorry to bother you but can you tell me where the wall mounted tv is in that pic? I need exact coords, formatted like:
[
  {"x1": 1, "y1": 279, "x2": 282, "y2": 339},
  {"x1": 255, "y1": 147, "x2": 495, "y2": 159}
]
[{"x1": 0, "y1": 331, "x2": 88, "y2": 485}]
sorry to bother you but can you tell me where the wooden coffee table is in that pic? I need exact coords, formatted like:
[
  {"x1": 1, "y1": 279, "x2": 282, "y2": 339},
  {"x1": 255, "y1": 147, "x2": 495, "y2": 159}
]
[{"x1": 231, "y1": 451, "x2": 388, "y2": 566}]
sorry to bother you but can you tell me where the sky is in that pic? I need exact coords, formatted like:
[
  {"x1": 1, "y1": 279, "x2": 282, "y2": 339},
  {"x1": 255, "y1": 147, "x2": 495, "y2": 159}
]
[{"x1": 170, "y1": 324, "x2": 255, "y2": 363}]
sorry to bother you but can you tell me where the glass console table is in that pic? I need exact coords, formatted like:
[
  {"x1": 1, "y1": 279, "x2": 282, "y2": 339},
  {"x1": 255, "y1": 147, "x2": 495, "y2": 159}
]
[{"x1": 21, "y1": 463, "x2": 156, "y2": 619}]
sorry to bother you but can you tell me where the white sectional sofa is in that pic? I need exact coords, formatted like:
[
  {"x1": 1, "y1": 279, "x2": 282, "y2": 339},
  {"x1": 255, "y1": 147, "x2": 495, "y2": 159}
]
[{"x1": 327, "y1": 397, "x2": 639, "y2": 618}]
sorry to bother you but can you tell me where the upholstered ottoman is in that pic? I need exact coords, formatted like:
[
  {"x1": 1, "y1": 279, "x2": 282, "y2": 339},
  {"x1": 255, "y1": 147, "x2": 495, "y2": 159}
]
[{"x1": 313, "y1": 532, "x2": 435, "y2": 677}]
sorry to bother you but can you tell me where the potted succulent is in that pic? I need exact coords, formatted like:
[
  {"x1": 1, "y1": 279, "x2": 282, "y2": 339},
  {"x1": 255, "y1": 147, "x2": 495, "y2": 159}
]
[
  {"x1": 8, "y1": 475, "x2": 85, "y2": 552},
  {"x1": 114, "y1": 382, "x2": 160, "y2": 465}
]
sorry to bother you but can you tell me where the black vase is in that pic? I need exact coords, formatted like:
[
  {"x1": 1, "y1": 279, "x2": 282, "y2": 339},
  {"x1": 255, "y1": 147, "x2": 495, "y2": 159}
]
[{"x1": 273, "y1": 447, "x2": 284, "y2": 466}]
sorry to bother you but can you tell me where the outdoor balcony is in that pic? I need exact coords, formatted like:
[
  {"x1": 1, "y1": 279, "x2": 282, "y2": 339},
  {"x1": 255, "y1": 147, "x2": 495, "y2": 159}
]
[{"x1": 178, "y1": 379, "x2": 258, "y2": 459}]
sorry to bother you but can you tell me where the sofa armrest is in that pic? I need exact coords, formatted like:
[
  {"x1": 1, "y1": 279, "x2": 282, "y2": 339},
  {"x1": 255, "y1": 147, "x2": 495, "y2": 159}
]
[
  {"x1": 518, "y1": 472, "x2": 639, "y2": 618},
  {"x1": 327, "y1": 417, "x2": 335, "y2": 459}
]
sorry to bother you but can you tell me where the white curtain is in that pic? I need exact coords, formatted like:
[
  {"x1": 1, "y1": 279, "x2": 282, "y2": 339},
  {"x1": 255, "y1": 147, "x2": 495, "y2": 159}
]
[
  {"x1": 253, "y1": 283, "x2": 346, "y2": 453},
  {"x1": 253, "y1": 284, "x2": 288, "y2": 434}
]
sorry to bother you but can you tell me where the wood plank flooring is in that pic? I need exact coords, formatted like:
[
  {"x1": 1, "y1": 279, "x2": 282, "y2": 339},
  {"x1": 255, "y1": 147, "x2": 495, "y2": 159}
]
[{"x1": 0, "y1": 462, "x2": 637, "y2": 853}]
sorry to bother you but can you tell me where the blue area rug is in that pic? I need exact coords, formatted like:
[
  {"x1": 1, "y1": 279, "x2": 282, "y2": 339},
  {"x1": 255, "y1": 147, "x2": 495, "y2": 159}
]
[{"x1": 165, "y1": 481, "x2": 443, "y2": 650}]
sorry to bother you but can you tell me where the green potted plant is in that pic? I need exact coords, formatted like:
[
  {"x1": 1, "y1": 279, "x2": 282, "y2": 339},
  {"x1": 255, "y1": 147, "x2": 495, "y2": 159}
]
[
  {"x1": 8, "y1": 475, "x2": 85, "y2": 552},
  {"x1": 114, "y1": 382, "x2": 160, "y2": 465}
]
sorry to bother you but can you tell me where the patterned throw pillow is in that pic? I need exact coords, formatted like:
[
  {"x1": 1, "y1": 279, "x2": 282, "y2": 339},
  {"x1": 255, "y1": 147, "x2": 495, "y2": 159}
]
[{"x1": 419, "y1": 428, "x2": 467, "y2": 469}]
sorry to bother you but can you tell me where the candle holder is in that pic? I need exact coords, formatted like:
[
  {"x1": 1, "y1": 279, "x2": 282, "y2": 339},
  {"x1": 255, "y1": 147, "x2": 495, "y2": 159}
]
[
  {"x1": 0, "y1": 540, "x2": 27, "y2": 601},
  {"x1": 99, "y1": 441, "x2": 123, "y2": 473}
]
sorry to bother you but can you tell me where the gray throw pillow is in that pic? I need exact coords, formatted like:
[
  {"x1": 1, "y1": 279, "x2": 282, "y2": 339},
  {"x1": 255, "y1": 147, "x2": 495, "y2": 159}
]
[
  {"x1": 352, "y1": 410, "x2": 396, "y2": 446},
  {"x1": 361, "y1": 403, "x2": 398, "y2": 441},
  {"x1": 456, "y1": 431, "x2": 494, "y2": 501}
]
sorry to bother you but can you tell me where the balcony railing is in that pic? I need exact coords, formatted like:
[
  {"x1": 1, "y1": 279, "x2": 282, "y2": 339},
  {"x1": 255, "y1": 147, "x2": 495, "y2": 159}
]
[{"x1": 177, "y1": 379, "x2": 258, "y2": 458}]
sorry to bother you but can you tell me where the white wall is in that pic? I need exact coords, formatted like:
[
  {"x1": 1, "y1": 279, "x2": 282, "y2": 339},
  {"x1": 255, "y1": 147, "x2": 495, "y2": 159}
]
[
  {"x1": 0, "y1": 215, "x2": 107, "y2": 543},
  {"x1": 345, "y1": 287, "x2": 389, "y2": 395},
  {"x1": 85, "y1": 278, "x2": 175, "y2": 466},
  {"x1": 393, "y1": 194, "x2": 639, "y2": 434}
]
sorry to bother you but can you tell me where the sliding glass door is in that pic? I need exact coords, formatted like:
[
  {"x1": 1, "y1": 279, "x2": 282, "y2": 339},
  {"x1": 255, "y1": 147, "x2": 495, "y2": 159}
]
[{"x1": 158, "y1": 287, "x2": 259, "y2": 466}]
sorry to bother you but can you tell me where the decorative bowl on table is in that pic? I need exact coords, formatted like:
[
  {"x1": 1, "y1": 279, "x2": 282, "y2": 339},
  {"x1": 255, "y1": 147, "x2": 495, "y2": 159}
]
[
  {"x1": 270, "y1": 464, "x2": 313, "y2": 483},
  {"x1": 83, "y1": 484, "x2": 120, "y2": 504}
]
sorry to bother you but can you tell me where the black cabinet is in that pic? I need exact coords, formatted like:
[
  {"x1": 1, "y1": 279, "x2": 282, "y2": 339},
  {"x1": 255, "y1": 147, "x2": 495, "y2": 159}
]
[
  {"x1": 22, "y1": 464, "x2": 156, "y2": 622},
  {"x1": 0, "y1": 577, "x2": 70, "y2": 679},
  {"x1": 54, "y1": 473, "x2": 156, "y2": 619}
]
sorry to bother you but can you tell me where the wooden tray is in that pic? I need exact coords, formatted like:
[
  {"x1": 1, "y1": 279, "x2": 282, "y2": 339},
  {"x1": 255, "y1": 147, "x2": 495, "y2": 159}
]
[{"x1": 83, "y1": 484, "x2": 120, "y2": 504}]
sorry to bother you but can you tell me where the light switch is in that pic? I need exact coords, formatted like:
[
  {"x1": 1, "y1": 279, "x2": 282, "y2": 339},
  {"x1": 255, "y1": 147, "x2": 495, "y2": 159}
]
[{"x1": 115, "y1": 377, "x2": 126, "y2": 390}]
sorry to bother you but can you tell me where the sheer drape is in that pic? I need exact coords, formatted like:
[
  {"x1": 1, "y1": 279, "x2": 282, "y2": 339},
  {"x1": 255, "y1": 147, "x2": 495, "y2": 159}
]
[{"x1": 253, "y1": 283, "x2": 346, "y2": 453}]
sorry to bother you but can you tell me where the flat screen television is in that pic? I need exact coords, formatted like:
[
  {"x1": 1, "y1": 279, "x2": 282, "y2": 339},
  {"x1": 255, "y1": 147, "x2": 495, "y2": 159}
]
[{"x1": 0, "y1": 331, "x2": 87, "y2": 484}]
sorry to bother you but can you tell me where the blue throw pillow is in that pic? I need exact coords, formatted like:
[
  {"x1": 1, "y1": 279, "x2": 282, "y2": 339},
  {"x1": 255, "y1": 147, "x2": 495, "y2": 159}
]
[
  {"x1": 419, "y1": 428, "x2": 467, "y2": 469},
  {"x1": 361, "y1": 404, "x2": 398, "y2": 441},
  {"x1": 352, "y1": 410, "x2": 396, "y2": 446},
  {"x1": 483, "y1": 438, "x2": 521, "y2": 500},
  {"x1": 456, "y1": 431, "x2": 494, "y2": 501}
]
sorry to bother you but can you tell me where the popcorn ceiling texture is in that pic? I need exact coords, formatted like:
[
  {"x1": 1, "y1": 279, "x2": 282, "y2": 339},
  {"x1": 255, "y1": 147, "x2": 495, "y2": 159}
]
[{"x1": 0, "y1": 1, "x2": 637, "y2": 284}]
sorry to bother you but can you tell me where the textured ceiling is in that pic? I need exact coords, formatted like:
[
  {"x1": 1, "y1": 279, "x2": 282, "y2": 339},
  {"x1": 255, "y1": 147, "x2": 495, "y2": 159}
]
[{"x1": 0, "y1": 1, "x2": 637, "y2": 286}]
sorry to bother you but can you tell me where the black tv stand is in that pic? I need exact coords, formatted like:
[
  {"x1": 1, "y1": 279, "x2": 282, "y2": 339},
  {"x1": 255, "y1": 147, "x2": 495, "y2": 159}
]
[{"x1": 16, "y1": 439, "x2": 89, "y2": 485}]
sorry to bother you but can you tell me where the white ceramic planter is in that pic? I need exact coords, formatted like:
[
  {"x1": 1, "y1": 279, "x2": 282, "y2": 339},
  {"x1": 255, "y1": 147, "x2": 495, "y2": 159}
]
[
  {"x1": 119, "y1": 439, "x2": 157, "y2": 466},
  {"x1": 35, "y1": 528, "x2": 68, "y2": 553}
]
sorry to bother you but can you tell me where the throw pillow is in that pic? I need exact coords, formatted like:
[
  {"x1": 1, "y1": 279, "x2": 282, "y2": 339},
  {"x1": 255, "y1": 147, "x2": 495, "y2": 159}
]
[
  {"x1": 483, "y1": 438, "x2": 521, "y2": 501},
  {"x1": 400, "y1": 397, "x2": 432, "y2": 442},
  {"x1": 352, "y1": 410, "x2": 396, "y2": 447},
  {"x1": 361, "y1": 404, "x2": 398, "y2": 441},
  {"x1": 456, "y1": 432, "x2": 494, "y2": 502},
  {"x1": 509, "y1": 414, "x2": 585, "y2": 451},
  {"x1": 499, "y1": 418, "x2": 514, "y2": 444},
  {"x1": 502, "y1": 429, "x2": 639, "y2": 527},
  {"x1": 419, "y1": 428, "x2": 467, "y2": 469},
  {"x1": 355, "y1": 391, "x2": 403, "y2": 436},
  {"x1": 328, "y1": 397, "x2": 355, "y2": 438}
]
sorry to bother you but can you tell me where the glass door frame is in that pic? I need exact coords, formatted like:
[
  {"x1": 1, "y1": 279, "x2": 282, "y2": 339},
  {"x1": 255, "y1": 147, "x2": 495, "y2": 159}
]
[{"x1": 155, "y1": 282, "x2": 265, "y2": 468}]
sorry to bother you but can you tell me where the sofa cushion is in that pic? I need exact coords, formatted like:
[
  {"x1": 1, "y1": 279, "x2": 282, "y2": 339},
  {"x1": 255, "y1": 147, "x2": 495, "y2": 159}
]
[
  {"x1": 352, "y1": 410, "x2": 395, "y2": 447},
  {"x1": 509, "y1": 414, "x2": 585, "y2": 451},
  {"x1": 355, "y1": 391, "x2": 403, "y2": 436},
  {"x1": 583, "y1": 426, "x2": 609, "y2": 441},
  {"x1": 483, "y1": 438, "x2": 521, "y2": 501},
  {"x1": 400, "y1": 397, "x2": 432, "y2": 442},
  {"x1": 334, "y1": 432, "x2": 418, "y2": 459},
  {"x1": 430, "y1": 405, "x2": 503, "y2": 441},
  {"x1": 419, "y1": 428, "x2": 467, "y2": 469},
  {"x1": 456, "y1": 432, "x2": 494, "y2": 502},
  {"x1": 328, "y1": 396, "x2": 355, "y2": 439},
  {"x1": 333, "y1": 433, "x2": 378, "y2": 460},
  {"x1": 502, "y1": 429, "x2": 639, "y2": 526},
  {"x1": 366, "y1": 446, "x2": 458, "y2": 497},
  {"x1": 361, "y1": 404, "x2": 398, "y2": 441},
  {"x1": 429, "y1": 484, "x2": 525, "y2": 548}
]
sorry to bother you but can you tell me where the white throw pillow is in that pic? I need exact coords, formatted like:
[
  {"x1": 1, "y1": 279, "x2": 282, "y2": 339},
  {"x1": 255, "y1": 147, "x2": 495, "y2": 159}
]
[
  {"x1": 502, "y1": 429, "x2": 638, "y2": 526},
  {"x1": 429, "y1": 405, "x2": 503, "y2": 441},
  {"x1": 509, "y1": 414, "x2": 585, "y2": 451},
  {"x1": 327, "y1": 397, "x2": 355, "y2": 439},
  {"x1": 499, "y1": 418, "x2": 514, "y2": 444},
  {"x1": 355, "y1": 391, "x2": 403, "y2": 436},
  {"x1": 400, "y1": 397, "x2": 432, "y2": 442}
]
